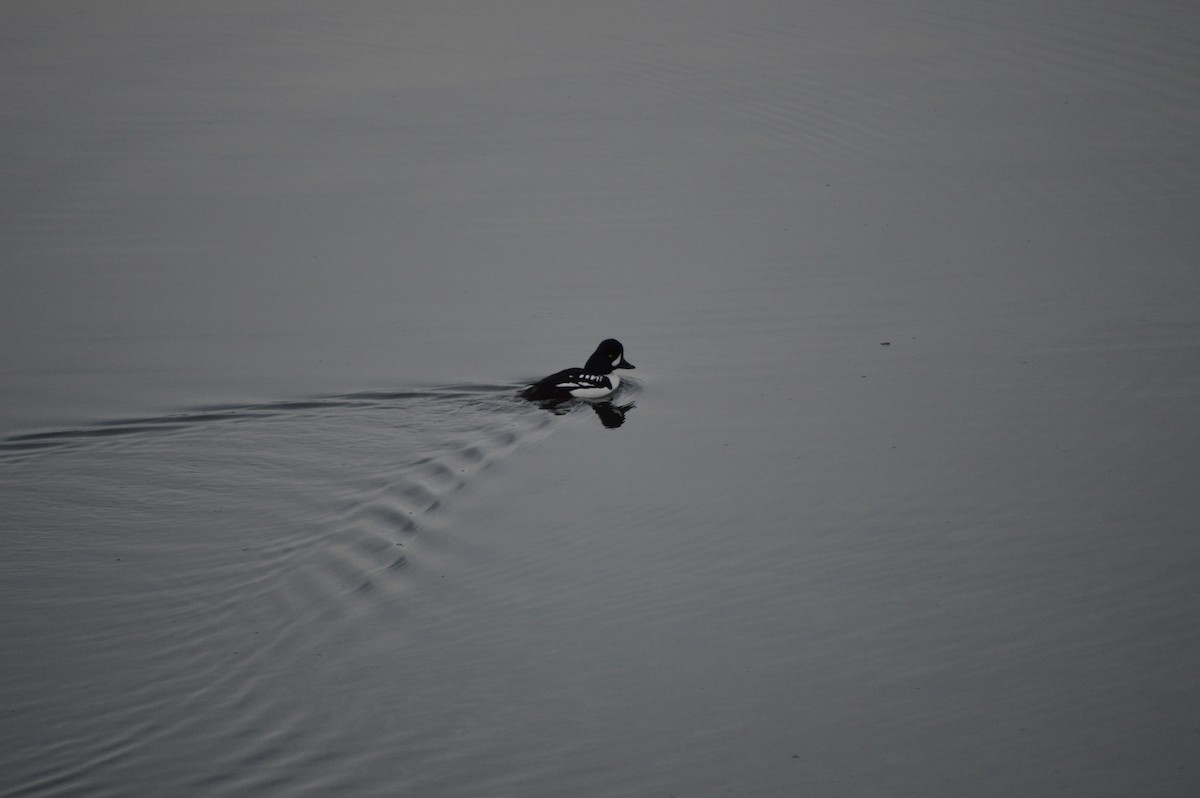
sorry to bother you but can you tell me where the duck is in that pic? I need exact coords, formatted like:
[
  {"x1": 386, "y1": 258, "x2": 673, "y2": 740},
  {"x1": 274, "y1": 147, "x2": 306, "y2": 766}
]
[{"x1": 519, "y1": 339, "x2": 635, "y2": 402}]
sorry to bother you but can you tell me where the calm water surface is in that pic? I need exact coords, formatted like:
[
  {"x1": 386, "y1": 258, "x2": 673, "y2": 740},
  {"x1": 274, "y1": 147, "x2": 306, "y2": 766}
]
[{"x1": 3, "y1": 2, "x2": 1199, "y2": 796}]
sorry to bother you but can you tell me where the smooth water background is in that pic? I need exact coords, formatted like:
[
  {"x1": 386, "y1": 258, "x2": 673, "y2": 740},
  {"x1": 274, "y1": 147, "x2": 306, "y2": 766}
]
[{"x1": 3, "y1": 2, "x2": 1199, "y2": 796}]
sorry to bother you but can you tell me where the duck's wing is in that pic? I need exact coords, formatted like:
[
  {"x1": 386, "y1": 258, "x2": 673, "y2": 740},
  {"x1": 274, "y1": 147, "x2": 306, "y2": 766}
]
[{"x1": 520, "y1": 368, "x2": 613, "y2": 400}]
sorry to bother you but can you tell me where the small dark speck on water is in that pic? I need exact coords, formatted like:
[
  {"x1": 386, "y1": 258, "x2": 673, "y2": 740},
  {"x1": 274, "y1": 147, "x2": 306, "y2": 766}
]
[{"x1": 881, "y1": 341, "x2": 891, "y2": 345}]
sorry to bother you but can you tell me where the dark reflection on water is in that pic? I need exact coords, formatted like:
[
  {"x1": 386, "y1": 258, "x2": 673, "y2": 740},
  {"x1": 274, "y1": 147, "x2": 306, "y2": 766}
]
[
  {"x1": 526, "y1": 398, "x2": 637, "y2": 429},
  {"x1": 586, "y1": 401, "x2": 635, "y2": 428},
  {"x1": 522, "y1": 396, "x2": 638, "y2": 429}
]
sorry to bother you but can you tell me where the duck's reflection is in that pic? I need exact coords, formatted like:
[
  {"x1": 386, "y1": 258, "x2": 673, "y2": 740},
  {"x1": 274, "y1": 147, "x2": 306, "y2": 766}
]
[
  {"x1": 588, "y1": 400, "x2": 635, "y2": 428},
  {"x1": 530, "y1": 398, "x2": 636, "y2": 428}
]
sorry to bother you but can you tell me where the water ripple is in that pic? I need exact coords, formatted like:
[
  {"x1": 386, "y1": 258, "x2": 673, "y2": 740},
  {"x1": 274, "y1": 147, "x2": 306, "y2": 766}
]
[{"x1": 0, "y1": 381, "x2": 571, "y2": 795}]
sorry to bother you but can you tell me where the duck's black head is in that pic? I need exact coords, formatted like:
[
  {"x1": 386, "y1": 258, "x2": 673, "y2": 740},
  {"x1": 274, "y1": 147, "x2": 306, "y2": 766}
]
[{"x1": 584, "y1": 338, "x2": 635, "y2": 373}]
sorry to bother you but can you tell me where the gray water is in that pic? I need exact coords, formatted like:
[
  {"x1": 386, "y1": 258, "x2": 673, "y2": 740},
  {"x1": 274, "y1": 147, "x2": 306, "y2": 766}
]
[{"x1": 3, "y1": 2, "x2": 1199, "y2": 796}]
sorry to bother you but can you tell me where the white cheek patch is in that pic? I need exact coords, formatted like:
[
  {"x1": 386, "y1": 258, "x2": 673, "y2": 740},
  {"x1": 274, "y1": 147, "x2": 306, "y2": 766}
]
[{"x1": 612, "y1": 354, "x2": 623, "y2": 366}]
